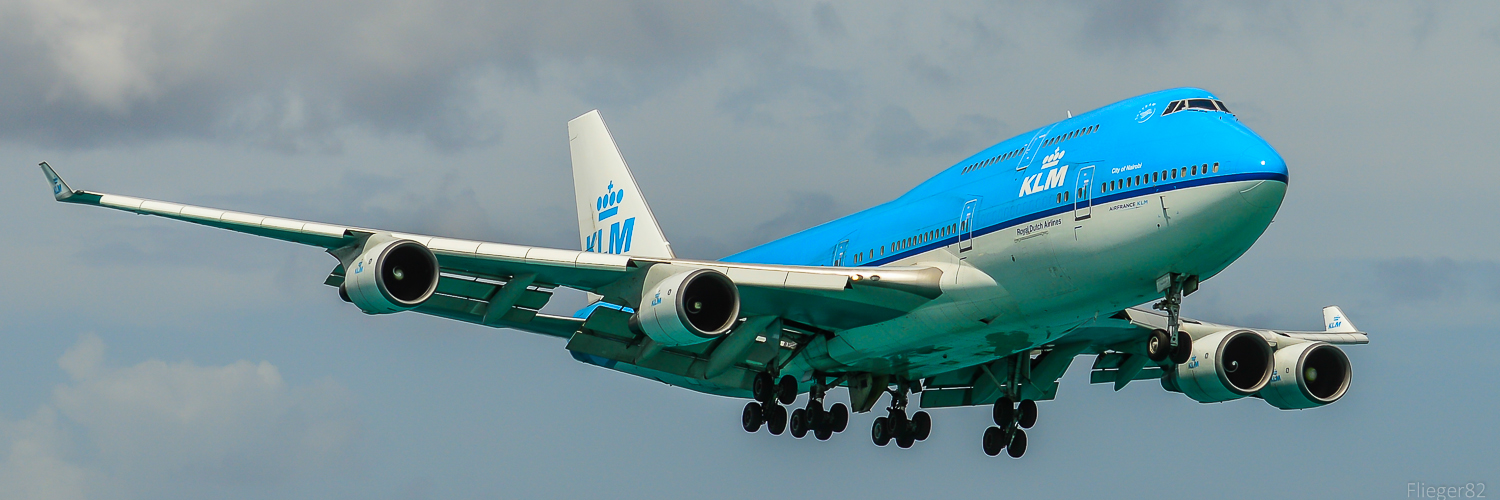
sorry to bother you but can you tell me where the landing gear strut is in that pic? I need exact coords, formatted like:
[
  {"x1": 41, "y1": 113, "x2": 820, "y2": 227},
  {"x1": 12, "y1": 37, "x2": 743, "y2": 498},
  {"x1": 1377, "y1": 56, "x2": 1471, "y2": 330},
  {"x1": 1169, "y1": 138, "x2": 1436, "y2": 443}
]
[
  {"x1": 870, "y1": 380, "x2": 930, "y2": 449},
  {"x1": 1151, "y1": 273, "x2": 1196, "y2": 364}
]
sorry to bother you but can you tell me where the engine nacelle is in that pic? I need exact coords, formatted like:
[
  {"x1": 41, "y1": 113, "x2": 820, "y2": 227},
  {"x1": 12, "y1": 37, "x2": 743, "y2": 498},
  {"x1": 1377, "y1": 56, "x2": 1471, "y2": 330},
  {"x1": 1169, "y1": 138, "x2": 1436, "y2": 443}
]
[
  {"x1": 1259, "y1": 342, "x2": 1351, "y2": 410},
  {"x1": 1162, "y1": 329, "x2": 1274, "y2": 403},
  {"x1": 341, "y1": 238, "x2": 440, "y2": 314},
  {"x1": 630, "y1": 269, "x2": 739, "y2": 347}
]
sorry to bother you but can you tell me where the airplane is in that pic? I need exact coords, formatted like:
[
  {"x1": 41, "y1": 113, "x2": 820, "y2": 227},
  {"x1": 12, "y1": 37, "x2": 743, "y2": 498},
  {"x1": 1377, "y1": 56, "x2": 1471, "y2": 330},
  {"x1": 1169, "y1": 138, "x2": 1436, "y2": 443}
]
[{"x1": 37, "y1": 87, "x2": 1367, "y2": 458}]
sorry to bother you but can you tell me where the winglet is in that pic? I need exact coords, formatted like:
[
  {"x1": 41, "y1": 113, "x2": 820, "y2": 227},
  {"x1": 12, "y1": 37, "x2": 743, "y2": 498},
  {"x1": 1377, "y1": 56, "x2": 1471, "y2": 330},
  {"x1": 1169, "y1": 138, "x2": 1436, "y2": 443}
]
[
  {"x1": 1323, "y1": 306, "x2": 1358, "y2": 333},
  {"x1": 567, "y1": 110, "x2": 674, "y2": 259},
  {"x1": 39, "y1": 162, "x2": 77, "y2": 201}
]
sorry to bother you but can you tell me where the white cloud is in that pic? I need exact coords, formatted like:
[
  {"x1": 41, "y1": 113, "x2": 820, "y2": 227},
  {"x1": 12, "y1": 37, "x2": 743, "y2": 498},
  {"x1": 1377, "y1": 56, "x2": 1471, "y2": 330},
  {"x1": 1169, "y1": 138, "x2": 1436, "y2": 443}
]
[{"x1": 0, "y1": 335, "x2": 358, "y2": 500}]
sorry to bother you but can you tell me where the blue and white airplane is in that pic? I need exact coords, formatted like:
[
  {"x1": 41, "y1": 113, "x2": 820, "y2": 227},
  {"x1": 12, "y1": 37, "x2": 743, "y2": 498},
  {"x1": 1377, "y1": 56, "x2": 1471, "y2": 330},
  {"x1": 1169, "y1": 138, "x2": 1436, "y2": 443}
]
[{"x1": 39, "y1": 88, "x2": 1367, "y2": 457}]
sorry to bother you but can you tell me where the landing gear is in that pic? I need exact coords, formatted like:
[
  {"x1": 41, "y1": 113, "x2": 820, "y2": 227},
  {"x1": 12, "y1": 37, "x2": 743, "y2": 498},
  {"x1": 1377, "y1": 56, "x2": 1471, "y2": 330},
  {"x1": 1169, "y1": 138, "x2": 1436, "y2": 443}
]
[
  {"x1": 983, "y1": 396, "x2": 1039, "y2": 458},
  {"x1": 1151, "y1": 273, "x2": 1197, "y2": 365},
  {"x1": 747, "y1": 372, "x2": 851, "y2": 441},
  {"x1": 745, "y1": 372, "x2": 790, "y2": 436},
  {"x1": 869, "y1": 381, "x2": 931, "y2": 449}
]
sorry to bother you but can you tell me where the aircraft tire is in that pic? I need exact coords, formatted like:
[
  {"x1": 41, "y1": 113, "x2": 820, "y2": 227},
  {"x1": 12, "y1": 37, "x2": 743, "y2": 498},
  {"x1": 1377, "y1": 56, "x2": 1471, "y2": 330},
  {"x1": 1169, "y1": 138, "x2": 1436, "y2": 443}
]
[
  {"x1": 767, "y1": 405, "x2": 787, "y2": 435},
  {"x1": 993, "y1": 397, "x2": 1014, "y2": 426},
  {"x1": 912, "y1": 411, "x2": 931, "y2": 441},
  {"x1": 896, "y1": 432, "x2": 915, "y2": 448},
  {"x1": 742, "y1": 402, "x2": 763, "y2": 433},
  {"x1": 1171, "y1": 331, "x2": 1193, "y2": 364},
  {"x1": 753, "y1": 373, "x2": 775, "y2": 403},
  {"x1": 1017, "y1": 400, "x2": 1037, "y2": 429},
  {"x1": 814, "y1": 423, "x2": 833, "y2": 441},
  {"x1": 1007, "y1": 429, "x2": 1028, "y2": 458},
  {"x1": 789, "y1": 408, "x2": 808, "y2": 438},
  {"x1": 830, "y1": 403, "x2": 850, "y2": 433},
  {"x1": 982, "y1": 426, "x2": 1006, "y2": 456},
  {"x1": 872, "y1": 417, "x2": 891, "y2": 446},
  {"x1": 777, "y1": 375, "x2": 798, "y2": 405},
  {"x1": 1147, "y1": 329, "x2": 1171, "y2": 362}
]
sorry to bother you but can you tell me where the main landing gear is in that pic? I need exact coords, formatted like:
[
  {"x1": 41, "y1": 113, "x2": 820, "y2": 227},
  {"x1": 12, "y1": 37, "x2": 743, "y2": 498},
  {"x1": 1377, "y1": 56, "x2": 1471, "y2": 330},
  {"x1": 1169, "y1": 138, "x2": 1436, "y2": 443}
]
[
  {"x1": 870, "y1": 382, "x2": 931, "y2": 449},
  {"x1": 742, "y1": 372, "x2": 849, "y2": 440},
  {"x1": 982, "y1": 397, "x2": 1037, "y2": 458},
  {"x1": 1148, "y1": 273, "x2": 1196, "y2": 364}
]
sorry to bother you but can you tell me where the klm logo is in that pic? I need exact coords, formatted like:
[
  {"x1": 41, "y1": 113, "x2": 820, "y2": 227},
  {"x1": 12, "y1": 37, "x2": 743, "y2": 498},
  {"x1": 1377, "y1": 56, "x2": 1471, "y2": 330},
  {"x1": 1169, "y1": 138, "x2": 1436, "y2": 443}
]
[
  {"x1": 1187, "y1": 355, "x2": 1199, "y2": 369},
  {"x1": 586, "y1": 181, "x2": 635, "y2": 254},
  {"x1": 52, "y1": 179, "x2": 62, "y2": 195},
  {"x1": 1271, "y1": 368, "x2": 1281, "y2": 383},
  {"x1": 1328, "y1": 316, "x2": 1343, "y2": 329},
  {"x1": 1019, "y1": 149, "x2": 1068, "y2": 198}
]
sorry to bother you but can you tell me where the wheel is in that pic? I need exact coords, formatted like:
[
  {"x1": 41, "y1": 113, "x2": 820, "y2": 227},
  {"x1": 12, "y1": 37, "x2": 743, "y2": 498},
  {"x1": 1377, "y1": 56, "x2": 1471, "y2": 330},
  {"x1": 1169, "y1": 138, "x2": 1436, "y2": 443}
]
[
  {"x1": 789, "y1": 409, "x2": 808, "y2": 438},
  {"x1": 1007, "y1": 428, "x2": 1028, "y2": 458},
  {"x1": 830, "y1": 403, "x2": 850, "y2": 433},
  {"x1": 767, "y1": 404, "x2": 787, "y2": 435},
  {"x1": 753, "y1": 372, "x2": 775, "y2": 403},
  {"x1": 814, "y1": 423, "x2": 833, "y2": 441},
  {"x1": 807, "y1": 400, "x2": 825, "y2": 428},
  {"x1": 896, "y1": 432, "x2": 915, "y2": 448},
  {"x1": 982, "y1": 426, "x2": 1006, "y2": 456},
  {"x1": 912, "y1": 411, "x2": 932, "y2": 441},
  {"x1": 888, "y1": 411, "x2": 908, "y2": 439},
  {"x1": 1017, "y1": 400, "x2": 1037, "y2": 429},
  {"x1": 742, "y1": 402, "x2": 763, "y2": 433},
  {"x1": 777, "y1": 375, "x2": 798, "y2": 405},
  {"x1": 1171, "y1": 331, "x2": 1193, "y2": 364},
  {"x1": 993, "y1": 397, "x2": 1014, "y2": 426},
  {"x1": 872, "y1": 417, "x2": 891, "y2": 446},
  {"x1": 1146, "y1": 329, "x2": 1171, "y2": 362}
]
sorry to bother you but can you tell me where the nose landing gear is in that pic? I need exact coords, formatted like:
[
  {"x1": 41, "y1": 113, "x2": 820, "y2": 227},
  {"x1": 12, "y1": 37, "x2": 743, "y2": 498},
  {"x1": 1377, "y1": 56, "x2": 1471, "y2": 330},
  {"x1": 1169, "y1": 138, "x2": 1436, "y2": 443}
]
[{"x1": 1150, "y1": 273, "x2": 1197, "y2": 364}]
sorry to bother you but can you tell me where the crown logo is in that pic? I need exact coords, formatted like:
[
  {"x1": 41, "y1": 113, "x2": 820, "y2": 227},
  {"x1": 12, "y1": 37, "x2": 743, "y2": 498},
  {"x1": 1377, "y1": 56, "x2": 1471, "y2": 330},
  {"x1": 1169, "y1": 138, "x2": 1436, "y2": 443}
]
[{"x1": 596, "y1": 181, "x2": 625, "y2": 221}]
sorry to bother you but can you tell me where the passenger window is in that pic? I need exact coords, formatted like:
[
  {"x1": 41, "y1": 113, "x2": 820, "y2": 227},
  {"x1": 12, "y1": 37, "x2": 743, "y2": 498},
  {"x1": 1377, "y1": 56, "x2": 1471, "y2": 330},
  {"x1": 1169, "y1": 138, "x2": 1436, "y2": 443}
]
[
  {"x1": 1213, "y1": 162, "x2": 1220, "y2": 173},
  {"x1": 1191, "y1": 165, "x2": 1197, "y2": 175}
]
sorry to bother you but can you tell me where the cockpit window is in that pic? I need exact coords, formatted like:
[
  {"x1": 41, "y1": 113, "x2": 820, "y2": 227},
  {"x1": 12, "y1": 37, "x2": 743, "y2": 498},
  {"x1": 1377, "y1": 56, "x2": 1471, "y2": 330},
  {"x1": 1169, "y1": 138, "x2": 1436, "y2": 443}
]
[{"x1": 1162, "y1": 98, "x2": 1234, "y2": 116}]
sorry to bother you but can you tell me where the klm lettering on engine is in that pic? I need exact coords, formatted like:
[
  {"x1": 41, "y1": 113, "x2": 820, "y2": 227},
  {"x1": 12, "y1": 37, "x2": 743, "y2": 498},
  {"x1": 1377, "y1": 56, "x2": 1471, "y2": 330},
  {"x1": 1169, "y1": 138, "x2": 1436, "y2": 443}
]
[
  {"x1": 1018, "y1": 148, "x2": 1068, "y2": 197},
  {"x1": 586, "y1": 181, "x2": 635, "y2": 254}
]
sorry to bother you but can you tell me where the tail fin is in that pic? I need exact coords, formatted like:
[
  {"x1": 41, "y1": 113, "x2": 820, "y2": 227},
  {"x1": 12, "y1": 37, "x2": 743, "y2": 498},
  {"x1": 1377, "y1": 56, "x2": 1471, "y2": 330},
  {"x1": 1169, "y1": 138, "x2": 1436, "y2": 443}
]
[
  {"x1": 568, "y1": 110, "x2": 674, "y2": 259},
  {"x1": 1323, "y1": 306, "x2": 1357, "y2": 333}
]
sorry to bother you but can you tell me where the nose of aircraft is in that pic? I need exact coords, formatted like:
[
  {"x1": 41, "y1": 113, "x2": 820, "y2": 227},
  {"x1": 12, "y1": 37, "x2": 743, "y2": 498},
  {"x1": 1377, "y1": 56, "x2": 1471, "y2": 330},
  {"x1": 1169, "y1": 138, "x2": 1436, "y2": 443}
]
[{"x1": 1237, "y1": 138, "x2": 1288, "y2": 211}]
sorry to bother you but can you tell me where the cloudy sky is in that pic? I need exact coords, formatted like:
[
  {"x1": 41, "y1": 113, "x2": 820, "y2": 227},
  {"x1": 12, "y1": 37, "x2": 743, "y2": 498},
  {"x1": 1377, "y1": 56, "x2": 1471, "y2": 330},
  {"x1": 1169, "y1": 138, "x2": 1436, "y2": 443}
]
[{"x1": 2, "y1": 1, "x2": 1497, "y2": 498}]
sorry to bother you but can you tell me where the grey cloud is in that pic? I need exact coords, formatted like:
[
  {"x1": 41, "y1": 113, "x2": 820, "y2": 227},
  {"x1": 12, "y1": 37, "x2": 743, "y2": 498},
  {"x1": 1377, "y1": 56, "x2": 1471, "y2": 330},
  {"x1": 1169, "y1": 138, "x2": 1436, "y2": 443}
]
[
  {"x1": 1370, "y1": 257, "x2": 1466, "y2": 302},
  {"x1": 0, "y1": 0, "x2": 788, "y2": 151},
  {"x1": 0, "y1": 334, "x2": 359, "y2": 499},
  {"x1": 813, "y1": 3, "x2": 846, "y2": 39},
  {"x1": 865, "y1": 106, "x2": 1004, "y2": 161}
]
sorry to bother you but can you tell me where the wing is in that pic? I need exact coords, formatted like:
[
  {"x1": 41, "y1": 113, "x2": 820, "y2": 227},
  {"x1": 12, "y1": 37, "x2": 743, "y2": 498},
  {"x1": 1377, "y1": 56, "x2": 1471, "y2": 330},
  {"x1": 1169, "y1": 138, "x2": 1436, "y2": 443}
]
[{"x1": 39, "y1": 163, "x2": 944, "y2": 342}]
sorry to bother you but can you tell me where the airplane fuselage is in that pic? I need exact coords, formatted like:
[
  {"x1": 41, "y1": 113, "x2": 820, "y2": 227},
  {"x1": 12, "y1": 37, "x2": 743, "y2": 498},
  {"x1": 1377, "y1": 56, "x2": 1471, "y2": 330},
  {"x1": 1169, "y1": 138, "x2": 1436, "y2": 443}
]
[{"x1": 723, "y1": 88, "x2": 1288, "y2": 381}]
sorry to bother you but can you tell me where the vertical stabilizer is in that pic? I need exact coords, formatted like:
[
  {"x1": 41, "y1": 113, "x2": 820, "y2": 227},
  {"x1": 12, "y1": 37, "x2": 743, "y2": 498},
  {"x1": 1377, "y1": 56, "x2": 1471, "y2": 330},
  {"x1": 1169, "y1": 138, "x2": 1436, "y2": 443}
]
[
  {"x1": 1323, "y1": 306, "x2": 1357, "y2": 333},
  {"x1": 568, "y1": 110, "x2": 674, "y2": 259}
]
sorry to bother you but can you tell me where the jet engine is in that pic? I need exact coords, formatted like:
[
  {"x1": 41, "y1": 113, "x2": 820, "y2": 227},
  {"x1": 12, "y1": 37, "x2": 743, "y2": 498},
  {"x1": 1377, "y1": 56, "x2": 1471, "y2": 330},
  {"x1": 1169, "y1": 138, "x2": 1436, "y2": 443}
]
[
  {"x1": 631, "y1": 269, "x2": 740, "y2": 347},
  {"x1": 1259, "y1": 342, "x2": 1351, "y2": 410},
  {"x1": 340, "y1": 238, "x2": 440, "y2": 314},
  {"x1": 1162, "y1": 329, "x2": 1274, "y2": 403}
]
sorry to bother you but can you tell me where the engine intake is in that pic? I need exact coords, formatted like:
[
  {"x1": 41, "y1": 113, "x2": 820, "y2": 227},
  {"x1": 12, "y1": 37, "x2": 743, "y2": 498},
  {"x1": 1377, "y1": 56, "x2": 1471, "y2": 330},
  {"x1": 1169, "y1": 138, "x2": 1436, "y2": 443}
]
[
  {"x1": 631, "y1": 269, "x2": 740, "y2": 346},
  {"x1": 341, "y1": 238, "x2": 440, "y2": 314},
  {"x1": 1259, "y1": 342, "x2": 1351, "y2": 410},
  {"x1": 1163, "y1": 329, "x2": 1274, "y2": 403}
]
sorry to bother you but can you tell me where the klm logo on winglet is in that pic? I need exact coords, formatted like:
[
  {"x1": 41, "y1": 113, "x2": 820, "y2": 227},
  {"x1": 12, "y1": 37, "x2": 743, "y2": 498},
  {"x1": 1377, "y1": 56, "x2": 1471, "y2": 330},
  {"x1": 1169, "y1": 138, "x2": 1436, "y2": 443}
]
[
  {"x1": 586, "y1": 181, "x2": 635, "y2": 254},
  {"x1": 1327, "y1": 316, "x2": 1342, "y2": 329},
  {"x1": 1019, "y1": 148, "x2": 1068, "y2": 197},
  {"x1": 52, "y1": 179, "x2": 62, "y2": 195}
]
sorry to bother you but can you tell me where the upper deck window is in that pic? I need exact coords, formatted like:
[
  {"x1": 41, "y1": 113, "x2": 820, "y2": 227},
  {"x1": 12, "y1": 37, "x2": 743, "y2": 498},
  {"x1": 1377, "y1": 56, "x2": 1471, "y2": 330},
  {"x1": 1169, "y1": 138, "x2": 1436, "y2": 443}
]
[{"x1": 1162, "y1": 98, "x2": 1233, "y2": 117}]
